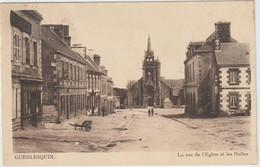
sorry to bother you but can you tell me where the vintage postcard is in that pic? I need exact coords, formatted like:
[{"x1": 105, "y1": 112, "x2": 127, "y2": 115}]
[{"x1": 0, "y1": 0, "x2": 257, "y2": 166}]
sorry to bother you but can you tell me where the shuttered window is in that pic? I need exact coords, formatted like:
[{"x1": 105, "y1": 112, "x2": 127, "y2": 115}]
[
  {"x1": 13, "y1": 33, "x2": 22, "y2": 61},
  {"x1": 25, "y1": 37, "x2": 30, "y2": 65},
  {"x1": 33, "y1": 41, "x2": 37, "y2": 66}
]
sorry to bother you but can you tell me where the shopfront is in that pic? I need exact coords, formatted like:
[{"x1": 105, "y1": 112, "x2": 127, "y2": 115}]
[{"x1": 20, "y1": 80, "x2": 42, "y2": 128}]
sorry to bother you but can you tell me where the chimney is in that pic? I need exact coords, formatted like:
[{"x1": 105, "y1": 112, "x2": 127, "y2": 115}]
[
  {"x1": 215, "y1": 21, "x2": 231, "y2": 43},
  {"x1": 45, "y1": 24, "x2": 71, "y2": 46},
  {"x1": 93, "y1": 54, "x2": 101, "y2": 65}
]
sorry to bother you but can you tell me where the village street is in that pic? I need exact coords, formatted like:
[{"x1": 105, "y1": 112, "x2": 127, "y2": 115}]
[{"x1": 13, "y1": 108, "x2": 251, "y2": 153}]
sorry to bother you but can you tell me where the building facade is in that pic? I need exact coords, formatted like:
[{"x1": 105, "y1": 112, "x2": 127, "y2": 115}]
[
  {"x1": 106, "y1": 77, "x2": 114, "y2": 114},
  {"x1": 84, "y1": 54, "x2": 103, "y2": 116},
  {"x1": 41, "y1": 25, "x2": 88, "y2": 122},
  {"x1": 184, "y1": 21, "x2": 251, "y2": 116},
  {"x1": 72, "y1": 46, "x2": 115, "y2": 116},
  {"x1": 99, "y1": 66, "x2": 114, "y2": 115},
  {"x1": 113, "y1": 87, "x2": 127, "y2": 108},
  {"x1": 126, "y1": 36, "x2": 184, "y2": 108},
  {"x1": 211, "y1": 43, "x2": 251, "y2": 116},
  {"x1": 11, "y1": 10, "x2": 43, "y2": 130}
]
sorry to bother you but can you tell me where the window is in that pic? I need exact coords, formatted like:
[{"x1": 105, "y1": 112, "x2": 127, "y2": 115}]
[
  {"x1": 98, "y1": 76, "x2": 100, "y2": 90},
  {"x1": 192, "y1": 62, "x2": 195, "y2": 82},
  {"x1": 64, "y1": 62, "x2": 69, "y2": 79},
  {"x1": 25, "y1": 37, "x2": 30, "y2": 64},
  {"x1": 230, "y1": 94, "x2": 238, "y2": 109},
  {"x1": 61, "y1": 61, "x2": 64, "y2": 78},
  {"x1": 33, "y1": 41, "x2": 37, "y2": 66},
  {"x1": 91, "y1": 75, "x2": 94, "y2": 89},
  {"x1": 229, "y1": 69, "x2": 239, "y2": 85},
  {"x1": 95, "y1": 76, "x2": 97, "y2": 90},
  {"x1": 13, "y1": 33, "x2": 21, "y2": 61},
  {"x1": 74, "y1": 66, "x2": 76, "y2": 80},
  {"x1": 88, "y1": 74, "x2": 90, "y2": 89},
  {"x1": 247, "y1": 68, "x2": 251, "y2": 84},
  {"x1": 70, "y1": 64, "x2": 73, "y2": 79},
  {"x1": 189, "y1": 64, "x2": 191, "y2": 82},
  {"x1": 78, "y1": 67, "x2": 80, "y2": 81}
]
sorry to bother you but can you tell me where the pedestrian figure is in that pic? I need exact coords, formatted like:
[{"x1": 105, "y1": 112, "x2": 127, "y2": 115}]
[
  {"x1": 148, "y1": 108, "x2": 150, "y2": 117},
  {"x1": 102, "y1": 106, "x2": 105, "y2": 117},
  {"x1": 86, "y1": 106, "x2": 89, "y2": 116},
  {"x1": 151, "y1": 107, "x2": 154, "y2": 116},
  {"x1": 92, "y1": 106, "x2": 95, "y2": 116}
]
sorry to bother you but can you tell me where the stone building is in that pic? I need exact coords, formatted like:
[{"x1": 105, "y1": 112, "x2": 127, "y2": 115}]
[
  {"x1": 72, "y1": 46, "x2": 114, "y2": 116},
  {"x1": 100, "y1": 66, "x2": 114, "y2": 115},
  {"x1": 11, "y1": 10, "x2": 43, "y2": 130},
  {"x1": 106, "y1": 77, "x2": 114, "y2": 114},
  {"x1": 41, "y1": 25, "x2": 88, "y2": 122},
  {"x1": 84, "y1": 54, "x2": 103, "y2": 116},
  {"x1": 164, "y1": 79, "x2": 185, "y2": 106},
  {"x1": 126, "y1": 36, "x2": 184, "y2": 108},
  {"x1": 113, "y1": 87, "x2": 127, "y2": 108},
  {"x1": 211, "y1": 42, "x2": 251, "y2": 116},
  {"x1": 184, "y1": 21, "x2": 251, "y2": 116}
]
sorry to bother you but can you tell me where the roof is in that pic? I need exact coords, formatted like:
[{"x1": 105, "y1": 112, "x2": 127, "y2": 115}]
[
  {"x1": 21, "y1": 10, "x2": 43, "y2": 21},
  {"x1": 205, "y1": 31, "x2": 238, "y2": 43},
  {"x1": 188, "y1": 41, "x2": 204, "y2": 48},
  {"x1": 85, "y1": 55, "x2": 105, "y2": 75},
  {"x1": 165, "y1": 79, "x2": 184, "y2": 88},
  {"x1": 42, "y1": 26, "x2": 105, "y2": 74},
  {"x1": 215, "y1": 43, "x2": 250, "y2": 66},
  {"x1": 196, "y1": 32, "x2": 238, "y2": 52},
  {"x1": 41, "y1": 26, "x2": 86, "y2": 64},
  {"x1": 160, "y1": 77, "x2": 184, "y2": 88}
]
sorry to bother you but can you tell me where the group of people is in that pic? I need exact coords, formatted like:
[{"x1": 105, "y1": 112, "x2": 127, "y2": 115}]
[
  {"x1": 148, "y1": 107, "x2": 154, "y2": 117},
  {"x1": 86, "y1": 106, "x2": 106, "y2": 117}
]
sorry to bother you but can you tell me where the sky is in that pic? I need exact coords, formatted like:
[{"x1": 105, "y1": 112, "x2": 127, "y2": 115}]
[{"x1": 26, "y1": 1, "x2": 255, "y2": 88}]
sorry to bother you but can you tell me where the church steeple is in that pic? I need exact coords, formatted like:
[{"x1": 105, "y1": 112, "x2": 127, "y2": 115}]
[
  {"x1": 147, "y1": 35, "x2": 151, "y2": 51},
  {"x1": 145, "y1": 35, "x2": 154, "y2": 58}
]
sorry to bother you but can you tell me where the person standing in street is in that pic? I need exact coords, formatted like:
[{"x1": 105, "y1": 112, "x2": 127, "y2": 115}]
[
  {"x1": 148, "y1": 108, "x2": 150, "y2": 117},
  {"x1": 102, "y1": 106, "x2": 105, "y2": 117},
  {"x1": 151, "y1": 107, "x2": 154, "y2": 116},
  {"x1": 92, "y1": 106, "x2": 95, "y2": 116}
]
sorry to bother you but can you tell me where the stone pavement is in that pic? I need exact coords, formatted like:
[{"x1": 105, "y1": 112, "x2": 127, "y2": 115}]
[
  {"x1": 13, "y1": 108, "x2": 252, "y2": 152},
  {"x1": 13, "y1": 111, "x2": 136, "y2": 152}
]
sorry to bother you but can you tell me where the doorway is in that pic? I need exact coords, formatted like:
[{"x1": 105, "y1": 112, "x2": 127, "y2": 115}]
[{"x1": 147, "y1": 98, "x2": 154, "y2": 106}]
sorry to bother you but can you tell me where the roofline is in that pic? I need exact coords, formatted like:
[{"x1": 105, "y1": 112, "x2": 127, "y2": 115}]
[
  {"x1": 218, "y1": 64, "x2": 250, "y2": 68},
  {"x1": 187, "y1": 41, "x2": 205, "y2": 48},
  {"x1": 21, "y1": 10, "x2": 43, "y2": 21},
  {"x1": 184, "y1": 49, "x2": 213, "y2": 64},
  {"x1": 42, "y1": 24, "x2": 69, "y2": 27},
  {"x1": 57, "y1": 50, "x2": 86, "y2": 65},
  {"x1": 41, "y1": 36, "x2": 84, "y2": 64},
  {"x1": 48, "y1": 28, "x2": 70, "y2": 47},
  {"x1": 87, "y1": 70, "x2": 106, "y2": 76}
]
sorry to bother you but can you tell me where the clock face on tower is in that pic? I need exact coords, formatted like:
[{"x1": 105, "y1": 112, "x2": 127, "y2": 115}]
[{"x1": 145, "y1": 71, "x2": 153, "y2": 81}]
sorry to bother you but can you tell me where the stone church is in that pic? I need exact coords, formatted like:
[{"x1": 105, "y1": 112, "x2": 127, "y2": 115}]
[{"x1": 126, "y1": 36, "x2": 184, "y2": 108}]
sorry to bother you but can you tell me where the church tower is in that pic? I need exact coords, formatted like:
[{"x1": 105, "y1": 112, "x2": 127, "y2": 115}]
[{"x1": 142, "y1": 35, "x2": 161, "y2": 106}]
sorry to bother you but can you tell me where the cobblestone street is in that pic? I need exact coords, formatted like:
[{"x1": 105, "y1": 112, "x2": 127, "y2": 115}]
[{"x1": 13, "y1": 108, "x2": 251, "y2": 153}]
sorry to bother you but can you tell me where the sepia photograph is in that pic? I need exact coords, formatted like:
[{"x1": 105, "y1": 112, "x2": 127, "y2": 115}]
[{"x1": 0, "y1": 0, "x2": 257, "y2": 166}]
